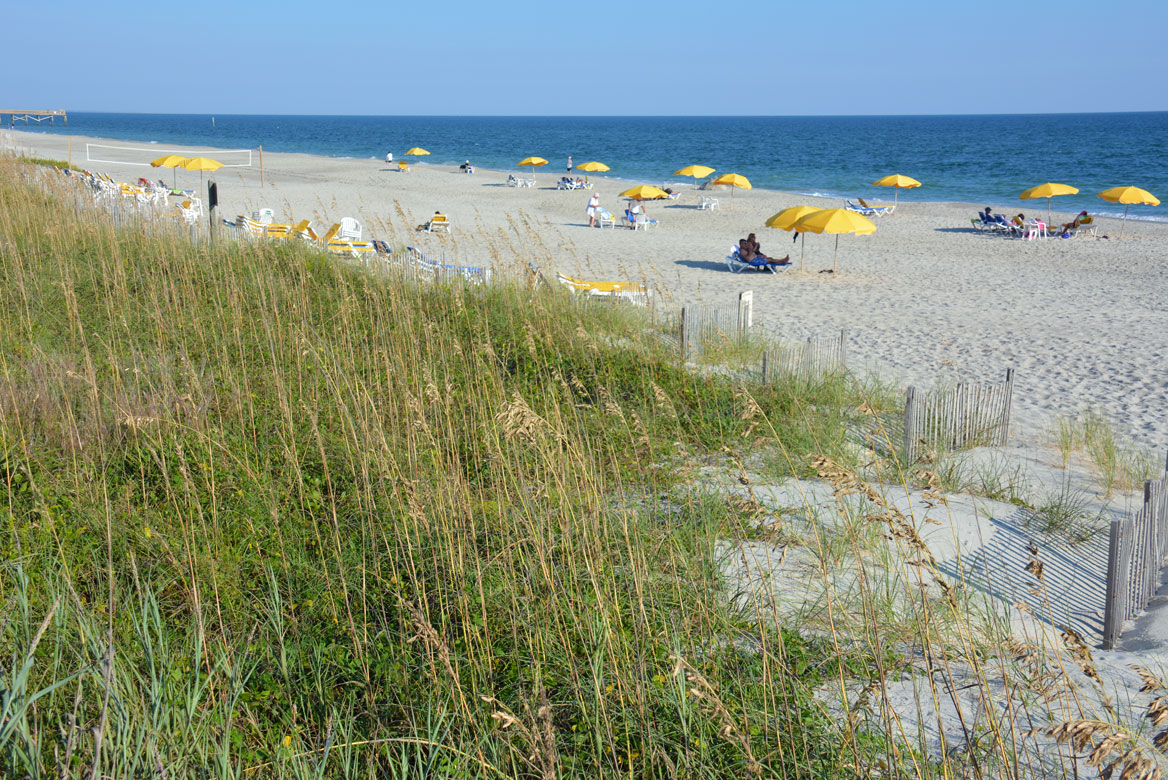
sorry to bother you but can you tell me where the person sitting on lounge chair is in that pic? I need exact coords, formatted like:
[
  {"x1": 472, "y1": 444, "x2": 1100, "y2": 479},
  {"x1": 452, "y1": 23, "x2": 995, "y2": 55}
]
[
  {"x1": 739, "y1": 234, "x2": 790, "y2": 266},
  {"x1": 1013, "y1": 213, "x2": 1026, "y2": 228},
  {"x1": 1058, "y1": 210, "x2": 1090, "y2": 234}
]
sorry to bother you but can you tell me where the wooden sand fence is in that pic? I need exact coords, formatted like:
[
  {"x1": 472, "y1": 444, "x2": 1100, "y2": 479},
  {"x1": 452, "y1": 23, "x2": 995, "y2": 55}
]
[
  {"x1": 903, "y1": 369, "x2": 1014, "y2": 461},
  {"x1": 759, "y1": 329, "x2": 847, "y2": 382},
  {"x1": 674, "y1": 291, "x2": 754, "y2": 360},
  {"x1": 1102, "y1": 451, "x2": 1168, "y2": 650}
]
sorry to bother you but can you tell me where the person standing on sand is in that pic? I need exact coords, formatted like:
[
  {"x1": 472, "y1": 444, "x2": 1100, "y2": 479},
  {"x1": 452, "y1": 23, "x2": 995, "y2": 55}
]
[
  {"x1": 587, "y1": 192, "x2": 600, "y2": 227},
  {"x1": 567, "y1": 156, "x2": 573, "y2": 176},
  {"x1": 385, "y1": 151, "x2": 393, "y2": 165}
]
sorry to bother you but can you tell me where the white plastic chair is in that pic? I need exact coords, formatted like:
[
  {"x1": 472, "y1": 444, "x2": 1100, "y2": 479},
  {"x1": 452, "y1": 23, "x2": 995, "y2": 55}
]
[
  {"x1": 339, "y1": 217, "x2": 362, "y2": 240},
  {"x1": 253, "y1": 208, "x2": 275, "y2": 224}
]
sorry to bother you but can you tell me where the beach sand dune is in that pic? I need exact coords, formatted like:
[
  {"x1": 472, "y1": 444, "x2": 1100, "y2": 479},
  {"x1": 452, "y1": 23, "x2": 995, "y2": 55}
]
[{"x1": 8, "y1": 129, "x2": 1166, "y2": 448}]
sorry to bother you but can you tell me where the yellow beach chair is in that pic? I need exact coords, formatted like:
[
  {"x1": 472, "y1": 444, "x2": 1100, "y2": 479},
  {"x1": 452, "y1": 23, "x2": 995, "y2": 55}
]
[{"x1": 556, "y1": 272, "x2": 651, "y2": 305}]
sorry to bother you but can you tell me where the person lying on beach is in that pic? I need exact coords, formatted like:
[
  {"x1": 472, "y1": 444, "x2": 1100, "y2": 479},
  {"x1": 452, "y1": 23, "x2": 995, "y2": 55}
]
[
  {"x1": 739, "y1": 234, "x2": 790, "y2": 266},
  {"x1": 1058, "y1": 211, "x2": 1089, "y2": 234}
]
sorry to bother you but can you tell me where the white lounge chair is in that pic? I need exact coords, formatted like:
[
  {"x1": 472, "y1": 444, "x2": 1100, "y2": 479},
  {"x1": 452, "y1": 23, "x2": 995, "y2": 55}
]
[
  {"x1": 699, "y1": 196, "x2": 719, "y2": 211},
  {"x1": 425, "y1": 214, "x2": 451, "y2": 233},
  {"x1": 725, "y1": 246, "x2": 785, "y2": 274},
  {"x1": 339, "y1": 217, "x2": 362, "y2": 240},
  {"x1": 845, "y1": 199, "x2": 892, "y2": 217}
]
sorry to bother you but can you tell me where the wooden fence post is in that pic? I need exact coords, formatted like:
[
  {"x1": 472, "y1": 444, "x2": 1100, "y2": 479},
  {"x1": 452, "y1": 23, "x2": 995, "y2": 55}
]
[
  {"x1": 738, "y1": 290, "x2": 753, "y2": 340},
  {"x1": 904, "y1": 387, "x2": 916, "y2": 462},
  {"x1": 1000, "y1": 368, "x2": 1015, "y2": 445},
  {"x1": 839, "y1": 328, "x2": 847, "y2": 369},
  {"x1": 955, "y1": 382, "x2": 966, "y2": 449},
  {"x1": 1103, "y1": 517, "x2": 1125, "y2": 650},
  {"x1": 761, "y1": 350, "x2": 769, "y2": 384},
  {"x1": 679, "y1": 307, "x2": 688, "y2": 362},
  {"x1": 803, "y1": 337, "x2": 813, "y2": 376}
]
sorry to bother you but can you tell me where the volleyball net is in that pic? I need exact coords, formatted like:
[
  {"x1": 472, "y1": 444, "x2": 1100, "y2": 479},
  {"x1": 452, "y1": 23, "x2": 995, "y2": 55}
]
[{"x1": 85, "y1": 143, "x2": 253, "y2": 168}]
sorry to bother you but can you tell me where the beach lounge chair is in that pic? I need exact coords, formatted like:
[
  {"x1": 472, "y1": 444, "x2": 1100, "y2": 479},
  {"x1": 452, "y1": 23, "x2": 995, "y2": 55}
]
[
  {"x1": 293, "y1": 219, "x2": 319, "y2": 243},
  {"x1": 858, "y1": 198, "x2": 894, "y2": 216},
  {"x1": 1025, "y1": 219, "x2": 1047, "y2": 240},
  {"x1": 407, "y1": 247, "x2": 491, "y2": 285},
  {"x1": 725, "y1": 246, "x2": 784, "y2": 274},
  {"x1": 632, "y1": 213, "x2": 658, "y2": 230},
  {"x1": 1068, "y1": 216, "x2": 1099, "y2": 238},
  {"x1": 699, "y1": 196, "x2": 720, "y2": 211},
  {"x1": 371, "y1": 239, "x2": 393, "y2": 257},
  {"x1": 339, "y1": 217, "x2": 362, "y2": 240},
  {"x1": 253, "y1": 208, "x2": 275, "y2": 224},
  {"x1": 236, "y1": 216, "x2": 267, "y2": 238},
  {"x1": 320, "y1": 223, "x2": 341, "y2": 244},
  {"x1": 264, "y1": 223, "x2": 293, "y2": 240},
  {"x1": 845, "y1": 199, "x2": 891, "y2": 217},
  {"x1": 597, "y1": 209, "x2": 616, "y2": 229},
  {"x1": 992, "y1": 214, "x2": 1022, "y2": 236},
  {"x1": 398, "y1": 161, "x2": 409, "y2": 172},
  {"x1": 425, "y1": 213, "x2": 451, "y2": 233},
  {"x1": 178, "y1": 200, "x2": 200, "y2": 225},
  {"x1": 506, "y1": 175, "x2": 520, "y2": 187},
  {"x1": 556, "y1": 272, "x2": 651, "y2": 305}
]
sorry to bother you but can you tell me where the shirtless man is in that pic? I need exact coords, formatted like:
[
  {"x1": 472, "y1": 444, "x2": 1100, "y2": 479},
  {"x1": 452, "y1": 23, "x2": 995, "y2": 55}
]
[{"x1": 740, "y1": 233, "x2": 790, "y2": 265}]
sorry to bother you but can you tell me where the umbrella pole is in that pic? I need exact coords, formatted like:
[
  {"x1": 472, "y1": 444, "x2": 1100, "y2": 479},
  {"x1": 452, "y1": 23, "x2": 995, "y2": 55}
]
[
  {"x1": 1122, "y1": 204, "x2": 1129, "y2": 238},
  {"x1": 800, "y1": 233, "x2": 805, "y2": 273},
  {"x1": 833, "y1": 234, "x2": 839, "y2": 275}
]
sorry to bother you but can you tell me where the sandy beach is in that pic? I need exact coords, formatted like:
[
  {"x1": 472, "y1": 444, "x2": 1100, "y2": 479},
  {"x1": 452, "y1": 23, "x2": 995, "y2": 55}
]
[{"x1": 7, "y1": 128, "x2": 1166, "y2": 449}]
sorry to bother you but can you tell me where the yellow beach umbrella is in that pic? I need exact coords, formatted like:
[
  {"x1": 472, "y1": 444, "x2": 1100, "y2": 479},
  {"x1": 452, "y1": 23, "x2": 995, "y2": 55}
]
[
  {"x1": 575, "y1": 161, "x2": 609, "y2": 184},
  {"x1": 404, "y1": 147, "x2": 430, "y2": 156},
  {"x1": 150, "y1": 154, "x2": 187, "y2": 188},
  {"x1": 793, "y1": 208, "x2": 875, "y2": 276},
  {"x1": 765, "y1": 206, "x2": 822, "y2": 271},
  {"x1": 180, "y1": 156, "x2": 223, "y2": 188},
  {"x1": 516, "y1": 155, "x2": 546, "y2": 175},
  {"x1": 619, "y1": 184, "x2": 669, "y2": 201},
  {"x1": 575, "y1": 161, "x2": 609, "y2": 172},
  {"x1": 1098, "y1": 186, "x2": 1159, "y2": 237},
  {"x1": 674, "y1": 165, "x2": 715, "y2": 191},
  {"x1": 712, "y1": 173, "x2": 751, "y2": 208},
  {"x1": 1020, "y1": 182, "x2": 1079, "y2": 222},
  {"x1": 872, "y1": 174, "x2": 921, "y2": 206}
]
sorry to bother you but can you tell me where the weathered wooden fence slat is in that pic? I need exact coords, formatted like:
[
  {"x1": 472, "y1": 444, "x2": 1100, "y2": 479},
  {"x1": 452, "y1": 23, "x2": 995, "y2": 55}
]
[
  {"x1": 1103, "y1": 451, "x2": 1168, "y2": 649},
  {"x1": 903, "y1": 369, "x2": 1014, "y2": 461}
]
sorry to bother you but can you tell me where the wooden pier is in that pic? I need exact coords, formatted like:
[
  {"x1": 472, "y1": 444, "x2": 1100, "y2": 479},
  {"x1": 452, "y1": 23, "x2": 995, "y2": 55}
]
[{"x1": 2, "y1": 110, "x2": 67, "y2": 126}]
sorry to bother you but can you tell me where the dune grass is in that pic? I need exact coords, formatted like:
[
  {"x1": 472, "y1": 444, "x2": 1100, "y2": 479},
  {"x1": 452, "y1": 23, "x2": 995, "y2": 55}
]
[
  {"x1": 10, "y1": 159, "x2": 1168, "y2": 780},
  {"x1": 0, "y1": 160, "x2": 901, "y2": 778}
]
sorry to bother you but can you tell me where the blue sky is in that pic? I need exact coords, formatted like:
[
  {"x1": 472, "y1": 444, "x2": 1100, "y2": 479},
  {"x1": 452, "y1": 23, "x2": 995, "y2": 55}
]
[{"x1": 4, "y1": 0, "x2": 1165, "y2": 115}]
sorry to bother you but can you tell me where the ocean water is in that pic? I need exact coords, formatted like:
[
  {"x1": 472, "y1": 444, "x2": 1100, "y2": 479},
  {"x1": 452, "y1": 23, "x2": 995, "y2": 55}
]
[{"x1": 18, "y1": 112, "x2": 1168, "y2": 220}]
